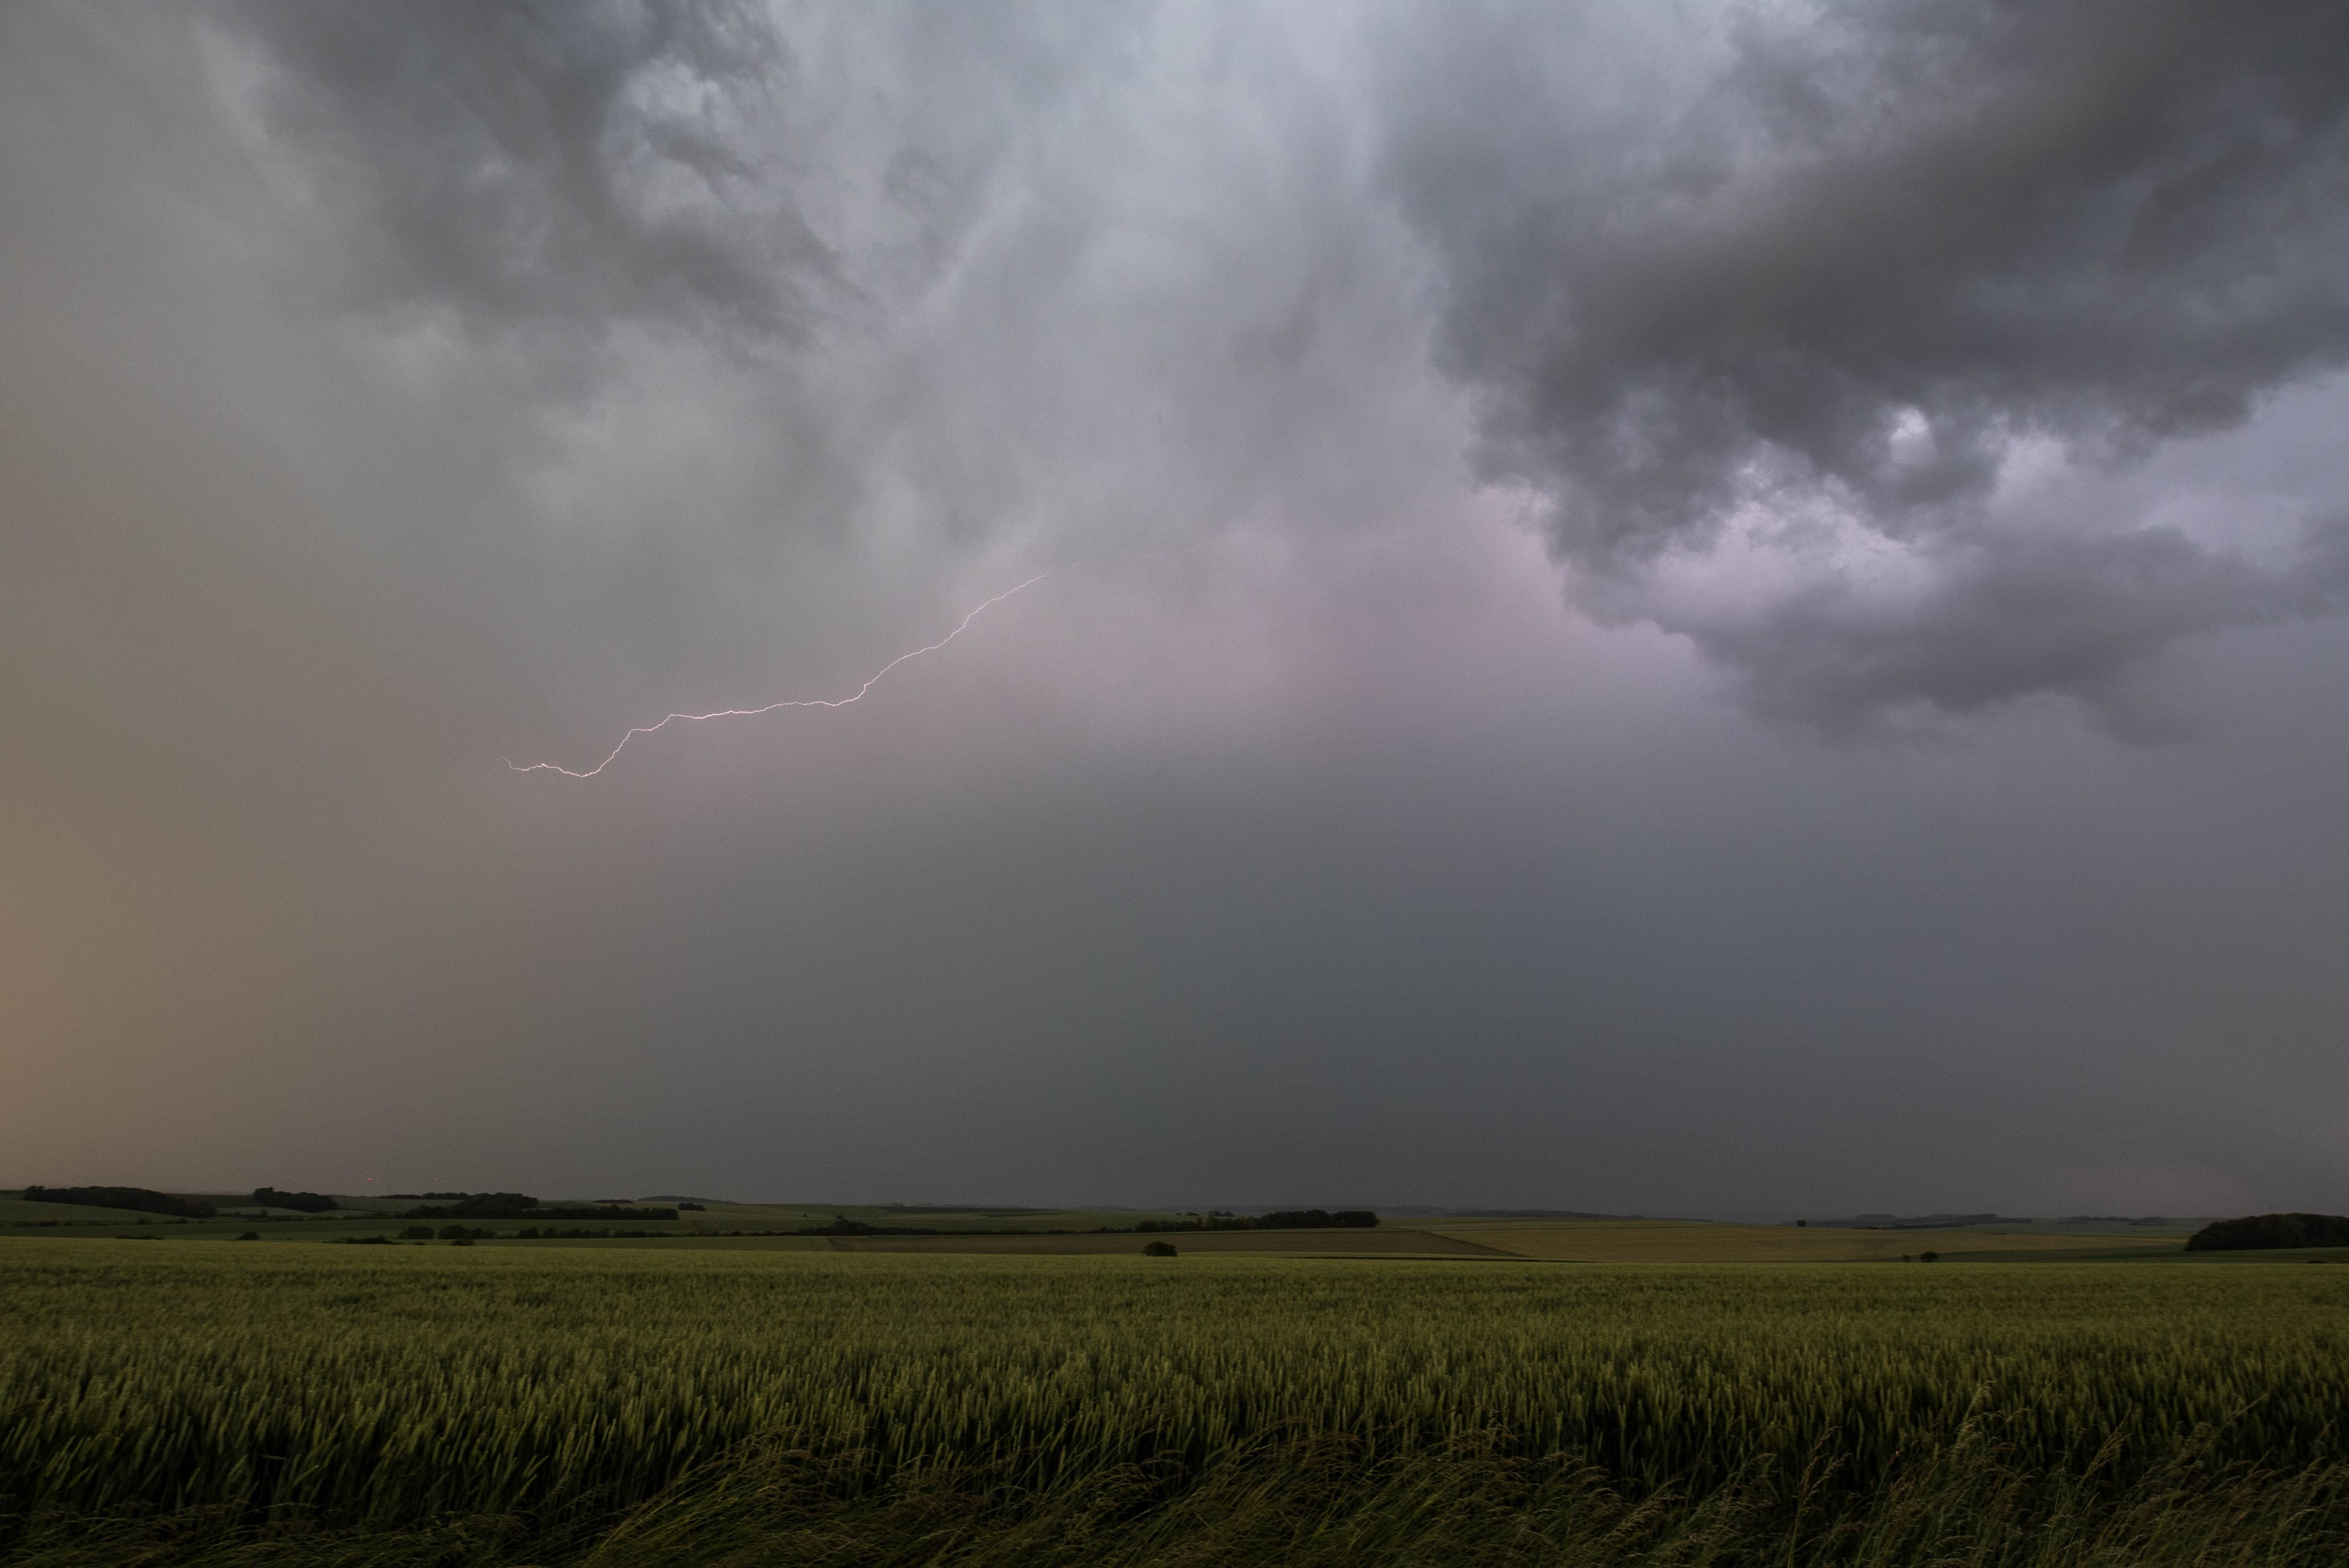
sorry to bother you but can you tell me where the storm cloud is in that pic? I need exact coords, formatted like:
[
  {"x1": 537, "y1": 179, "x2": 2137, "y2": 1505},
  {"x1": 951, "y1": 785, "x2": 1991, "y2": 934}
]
[
  {"x1": 230, "y1": 0, "x2": 2349, "y2": 726},
  {"x1": 7, "y1": 1, "x2": 2349, "y2": 1219},
  {"x1": 229, "y1": 0, "x2": 820, "y2": 342},
  {"x1": 1383, "y1": 1, "x2": 2349, "y2": 724}
]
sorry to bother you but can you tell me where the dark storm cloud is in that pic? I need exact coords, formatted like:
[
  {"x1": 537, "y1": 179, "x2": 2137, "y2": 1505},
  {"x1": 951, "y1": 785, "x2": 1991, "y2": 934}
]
[
  {"x1": 11, "y1": 0, "x2": 2349, "y2": 1222},
  {"x1": 1381, "y1": 0, "x2": 2349, "y2": 724},
  {"x1": 222, "y1": 0, "x2": 826, "y2": 343},
  {"x1": 1702, "y1": 523, "x2": 2325, "y2": 736}
]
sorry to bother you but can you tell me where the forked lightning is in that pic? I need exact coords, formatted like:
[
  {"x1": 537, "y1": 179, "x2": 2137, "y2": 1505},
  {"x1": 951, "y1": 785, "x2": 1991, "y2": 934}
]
[{"x1": 502, "y1": 570, "x2": 1056, "y2": 779}]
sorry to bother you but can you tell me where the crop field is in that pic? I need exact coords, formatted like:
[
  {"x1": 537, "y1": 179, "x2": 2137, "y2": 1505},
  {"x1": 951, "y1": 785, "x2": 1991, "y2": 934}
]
[
  {"x1": 833, "y1": 1227, "x2": 1518, "y2": 1257},
  {"x1": 9, "y1": 1187, "x2": 2237, "y2": 1263},
  {"x1": 4, "y1": 1241, "x2": 2347, "y2": 1567},
  {"x1": 1417, "y1": 1218, "x2": 2190, "y2": 1263},
  {"x1": 0, "y1": 1198, "x2": 170, "y2": 1226},
  {"x1": 508, "y1": 1232, "x2": 840, "y2": 1251}
]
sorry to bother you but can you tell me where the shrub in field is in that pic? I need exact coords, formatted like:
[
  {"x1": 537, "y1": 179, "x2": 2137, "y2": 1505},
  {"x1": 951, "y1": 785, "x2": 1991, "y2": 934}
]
[{"x1": 1142, "y1": 1241, "x2": 1178, "y2": 1257}]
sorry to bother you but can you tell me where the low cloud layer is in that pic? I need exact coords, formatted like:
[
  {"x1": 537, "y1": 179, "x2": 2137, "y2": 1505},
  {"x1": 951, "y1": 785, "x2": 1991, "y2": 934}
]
[{"x1": 6, "y1": 2, "x2": 2349, "y2": 1215}]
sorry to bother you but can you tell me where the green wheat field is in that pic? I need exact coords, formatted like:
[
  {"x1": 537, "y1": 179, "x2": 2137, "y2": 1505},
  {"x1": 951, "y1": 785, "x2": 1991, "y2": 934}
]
[{"x1": 5, "y1": 1241, "x2": 2348, "y2": 1566}]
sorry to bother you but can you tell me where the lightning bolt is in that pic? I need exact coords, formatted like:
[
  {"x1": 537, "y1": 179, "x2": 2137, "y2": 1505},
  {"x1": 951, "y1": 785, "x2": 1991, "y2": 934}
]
[{"x1": 502, "y1": 568, "x2": 1063, "y2": 779}]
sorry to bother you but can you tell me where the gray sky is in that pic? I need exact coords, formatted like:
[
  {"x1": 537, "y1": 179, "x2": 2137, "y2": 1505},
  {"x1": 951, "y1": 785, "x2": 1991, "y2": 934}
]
[{"x1": 6, "y1": 1, "x2": 2349, "y2": 1220}]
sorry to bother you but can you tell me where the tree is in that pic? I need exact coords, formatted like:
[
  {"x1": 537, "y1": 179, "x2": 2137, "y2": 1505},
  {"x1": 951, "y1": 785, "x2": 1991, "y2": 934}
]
[
  {"x1": 252, "y1": 1187, "x2": 340, "y2": 1213},
  {"x1": 2186, "y1": 1214, "x2": 2349, "y2": 1252}
]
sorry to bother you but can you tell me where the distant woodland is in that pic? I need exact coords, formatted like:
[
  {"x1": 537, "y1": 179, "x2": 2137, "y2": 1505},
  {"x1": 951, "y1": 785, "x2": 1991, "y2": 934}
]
[{"x1": 2186, "y1": 1213, "x2": 2349, "y2": 1251}]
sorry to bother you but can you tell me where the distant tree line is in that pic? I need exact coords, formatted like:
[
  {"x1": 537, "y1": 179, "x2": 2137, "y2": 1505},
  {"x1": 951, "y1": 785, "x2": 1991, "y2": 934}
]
[
  {"x1": 24, "y1": 1186, "x2": 215, "y2": 1219},
  {"x1": 781, "y1": 1210, "x2": 1378, "y2": 1239},
  {"x1": 795, "y1": 1218, "x2": 1034, "y2": 1237},
  {"x1": 512, "y1": 1226, "x2": 664, "y2": 1239},
  {"x1": 1135, "y1": 1210, "x2": 1378, "y2": 1234},
  {"x1": 2186, "y1": 1214, "x2": 2349, "y2": 1252},
  {"x1": 396, "y1": 1192, "x2": 540, "y2": 1218},
  {"x1": 251, "y1": 1187, "x2": 341, "y2": 1212},
  {"x1": 393, "y1": 1192, "x2": 680, "y2": 1221}
]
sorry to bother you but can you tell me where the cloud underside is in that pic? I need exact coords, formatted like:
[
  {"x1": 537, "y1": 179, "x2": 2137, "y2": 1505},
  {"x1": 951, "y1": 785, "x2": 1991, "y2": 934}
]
[
  {"x1": 210, "y1": 0, "x2": 2349, "y2": 729},
  {"x1": 1385, "y1": 0, "x2": 2349, "y2": 727}
]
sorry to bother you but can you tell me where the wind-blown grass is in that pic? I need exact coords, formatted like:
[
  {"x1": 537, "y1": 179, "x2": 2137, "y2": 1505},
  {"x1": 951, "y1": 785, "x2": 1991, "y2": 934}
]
[{"x1": 3, "y1": 1242, "x2": 2344, "y2": 1564}]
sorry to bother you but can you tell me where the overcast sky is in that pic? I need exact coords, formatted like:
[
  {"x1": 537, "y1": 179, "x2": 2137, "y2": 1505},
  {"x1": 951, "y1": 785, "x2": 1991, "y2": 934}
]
[{"x1": 7, "y1": 1, "x2": 2349, "y2": 1219}]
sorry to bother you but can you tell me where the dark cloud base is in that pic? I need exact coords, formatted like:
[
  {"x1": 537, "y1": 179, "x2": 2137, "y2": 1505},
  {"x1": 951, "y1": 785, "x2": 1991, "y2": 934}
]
[{"x1": 1385, "y1": 0, "x2": 2349, "y2": 726}]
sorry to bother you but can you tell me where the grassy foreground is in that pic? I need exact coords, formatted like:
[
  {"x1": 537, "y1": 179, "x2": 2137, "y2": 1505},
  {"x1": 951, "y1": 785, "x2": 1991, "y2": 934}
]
[{"x1": 3, "y1": 1242, "x2": 2346, "y2": 1565}]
